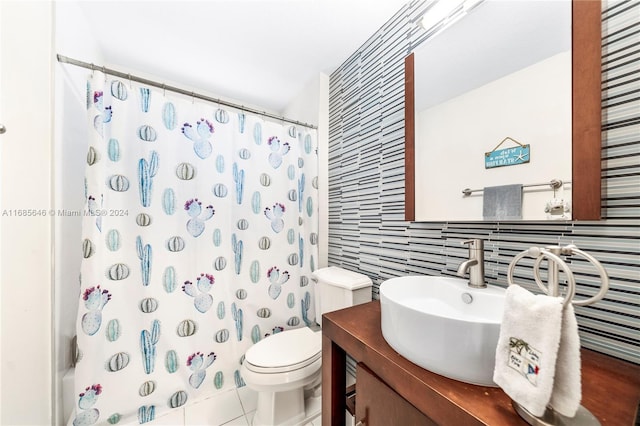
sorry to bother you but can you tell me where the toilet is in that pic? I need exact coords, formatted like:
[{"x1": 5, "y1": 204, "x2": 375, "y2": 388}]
[{"x1": 241, "y1": 266, "x2": 372, "y2": 426}]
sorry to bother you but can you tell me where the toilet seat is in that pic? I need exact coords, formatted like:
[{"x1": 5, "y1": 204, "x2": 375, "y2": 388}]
[{"x1": 244, "y1": 327, "x2": 321, "y2": 374}]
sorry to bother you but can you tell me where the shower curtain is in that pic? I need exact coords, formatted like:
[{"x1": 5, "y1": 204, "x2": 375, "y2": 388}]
[{"x1": 73, "y1": 74, "x2": 318, "y2": 425}]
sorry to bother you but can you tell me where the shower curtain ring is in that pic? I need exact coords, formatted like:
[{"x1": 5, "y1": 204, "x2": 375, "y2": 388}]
[
  {"x1": 162, "y1": 83, "x2": 166, "y2": 97},
  {"x1": 128, "y1": 73, "x2": 132, "y2": 88},
  {"x1": 191, "y1": 92, "x2": 195, "y2": 104},
  {"x1": 90, "y1": 63, "x2": 94, "y2": 77},
  {"x1": 102, "y1": 66, "x2": 107, "y2": 82}
]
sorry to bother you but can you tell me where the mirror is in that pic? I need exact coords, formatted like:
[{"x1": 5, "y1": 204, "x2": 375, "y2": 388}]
[{"x1": 405, "y1": 0, "x2": 601, "y2": 221}]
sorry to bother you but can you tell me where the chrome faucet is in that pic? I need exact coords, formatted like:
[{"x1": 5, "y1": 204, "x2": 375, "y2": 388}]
[{"x1": 456, "y1": 239, "x2": 486, "y2": 288}]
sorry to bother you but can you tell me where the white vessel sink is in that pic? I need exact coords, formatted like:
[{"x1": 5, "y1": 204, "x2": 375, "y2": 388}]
[{"x1": 380, "y1": 276, "x2": 506, "y2": 387}]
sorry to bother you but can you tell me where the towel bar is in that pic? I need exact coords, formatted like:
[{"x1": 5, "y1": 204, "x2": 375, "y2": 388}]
[{"x1": 462, "y1": 179, "x2": 569, "y2": 196}]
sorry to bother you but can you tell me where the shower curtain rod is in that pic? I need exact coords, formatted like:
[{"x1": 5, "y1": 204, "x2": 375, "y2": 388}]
[{"x1": 56, "y1": 54, "x2": 318, "y2": 130}]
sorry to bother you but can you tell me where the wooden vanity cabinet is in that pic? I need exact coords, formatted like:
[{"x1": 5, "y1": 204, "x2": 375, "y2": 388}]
[
  {"x1": 356, "y1": 363, "x2": 435, "y2": 426},
  {"x1": 323, "y1": 301, "x2": 640, "y2": 426}
]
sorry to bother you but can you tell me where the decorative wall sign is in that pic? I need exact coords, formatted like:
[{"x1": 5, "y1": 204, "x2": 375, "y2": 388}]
[{"x1": 485, "y1": 137, "x2": 530, "y2": 169}]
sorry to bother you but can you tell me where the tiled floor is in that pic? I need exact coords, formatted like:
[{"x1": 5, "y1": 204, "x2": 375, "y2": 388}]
[
  {"x1": 145, "y1": 386, "x2": 327, "y2": 426},
  {"x1": 147, "y1": 386, "x2": 259, "y2": 426},
  {"x1": 68, "y1": 385, "x2": 352, "y2": 426}
]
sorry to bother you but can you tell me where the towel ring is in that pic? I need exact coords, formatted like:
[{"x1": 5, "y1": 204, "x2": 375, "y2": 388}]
[
  {"x1": 531, "y1": 253, "x2": 576, "y2": 305},
  {"x1": 554, "y1": 245, "x2": 609, "y2": 307},
  {"x1": 507, "y1": 247, "x2": 576, "y2": 308}
]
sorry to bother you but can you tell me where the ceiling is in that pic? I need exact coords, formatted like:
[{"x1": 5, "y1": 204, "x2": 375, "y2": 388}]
[{"x1": 73, "y1": 0, "x2": 409, "y2": 113}]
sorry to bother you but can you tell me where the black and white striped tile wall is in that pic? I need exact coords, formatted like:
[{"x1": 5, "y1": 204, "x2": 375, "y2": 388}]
[{"x1": 328, "y1": 0, "x2": 639, "y2": 364}]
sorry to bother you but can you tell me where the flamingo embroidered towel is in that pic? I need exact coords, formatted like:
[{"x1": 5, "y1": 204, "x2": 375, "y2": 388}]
[{"x1": 493, "y1": 285, "x2": 581, "y2": 417}]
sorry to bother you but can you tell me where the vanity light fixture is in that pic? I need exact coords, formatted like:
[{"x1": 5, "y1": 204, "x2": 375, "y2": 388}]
[{"x1": 419, "y1": 0, "x2": 484, "y2": 38}]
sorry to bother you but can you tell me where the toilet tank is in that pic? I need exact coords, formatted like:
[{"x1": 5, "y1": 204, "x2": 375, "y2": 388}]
[{"x1": 311, "y1": 267, "x2": 372, "y2": 324}]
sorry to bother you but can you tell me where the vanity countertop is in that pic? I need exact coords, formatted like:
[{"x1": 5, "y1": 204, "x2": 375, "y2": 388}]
[{"x1": 322, "y1": 300, "x2": 640, "y2": 426}]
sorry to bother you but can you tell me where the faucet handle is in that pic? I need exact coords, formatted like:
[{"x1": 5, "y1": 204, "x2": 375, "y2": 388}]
[{"x1": 462, "y1": 239, "x2": 484, "y2": 250}]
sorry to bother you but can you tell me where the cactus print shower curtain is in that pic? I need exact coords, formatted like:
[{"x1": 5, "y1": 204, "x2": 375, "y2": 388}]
[{"x1": 73, "y1": 74, "x2": 318, "y2": 425}]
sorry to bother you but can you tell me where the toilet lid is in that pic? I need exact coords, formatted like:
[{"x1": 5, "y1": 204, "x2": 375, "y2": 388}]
[{"x1": 244, "y1": 327, "x2": 321, "y2": 371}]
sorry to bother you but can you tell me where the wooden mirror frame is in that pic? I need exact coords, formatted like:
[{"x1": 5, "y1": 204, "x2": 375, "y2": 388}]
[{"x1": 405, "y1": 1, "x2": 602, "y2": 221}]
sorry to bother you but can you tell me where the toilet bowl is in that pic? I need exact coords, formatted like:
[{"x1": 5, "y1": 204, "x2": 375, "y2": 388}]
[
  {"x1": 241, "y1": 266, "x2": 373, "y2": 426},
  {"x1": 242, "y1": 327, "x2": 322, "y2": 425}
]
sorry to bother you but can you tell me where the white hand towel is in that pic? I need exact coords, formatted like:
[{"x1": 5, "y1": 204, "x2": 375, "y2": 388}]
[
  {"x1": 548, "y1": 302, "x2": 581, "y2": 417},
  {"x1": 493, "y1": 285, "x2": 563, "y2": 417}
]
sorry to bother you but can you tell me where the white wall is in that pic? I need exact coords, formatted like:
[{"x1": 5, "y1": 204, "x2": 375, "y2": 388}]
[
  {"x1": 282, "y1": 73, "x2": 330, "y2": 268},
  {"x1": 415, "y1": 51, "x2": 572, "y2": 221},
  {"x1": 54, "y1": 3, "x2": 105, "y2": 424},
  {"x1": 0, "y1": 1, "x2": 54, "y2": 424}
]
